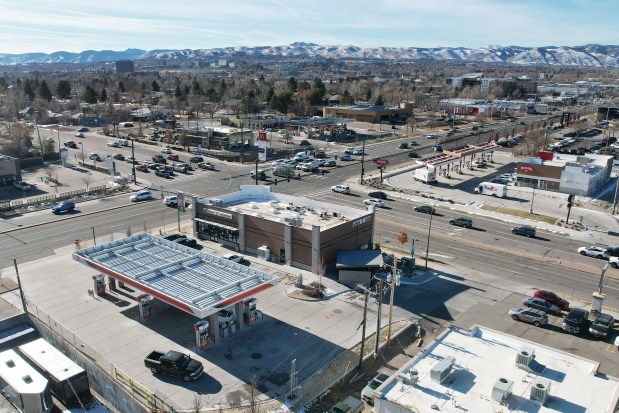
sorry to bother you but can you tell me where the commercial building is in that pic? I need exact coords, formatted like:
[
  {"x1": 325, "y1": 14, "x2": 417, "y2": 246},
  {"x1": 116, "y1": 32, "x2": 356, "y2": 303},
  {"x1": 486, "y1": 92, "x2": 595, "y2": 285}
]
[
  {"x1": 373, "y1": 325, "x2": 619, "y2": 413},
  {"x1": 115, "y1": 60, "x2": 134, "y2": 74},
  {"x1": 321, "y1": 103, "x2": 413, "y2": 123},
  {"x1": 515, "y1": 152, "x2": 613, "y2": 196},
  {"x1": 0, "y1": 155, "x2": 21, "y2": 186},
  {"x1": 192, "y1": 186, "x2": 375, "y2": 273}
]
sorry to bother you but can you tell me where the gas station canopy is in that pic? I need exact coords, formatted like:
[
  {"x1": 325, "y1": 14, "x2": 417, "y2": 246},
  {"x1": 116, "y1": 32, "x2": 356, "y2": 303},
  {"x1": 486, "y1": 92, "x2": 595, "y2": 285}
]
[{"x1": 73, "y1": 233, "x2": 278, "y2": 319}]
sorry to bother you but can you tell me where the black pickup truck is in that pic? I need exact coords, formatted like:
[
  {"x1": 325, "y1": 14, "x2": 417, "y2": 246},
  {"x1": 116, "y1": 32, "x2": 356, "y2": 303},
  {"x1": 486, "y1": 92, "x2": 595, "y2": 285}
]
[{"x1": 144, "y1": 350, "x2": 203, "y2": 381}]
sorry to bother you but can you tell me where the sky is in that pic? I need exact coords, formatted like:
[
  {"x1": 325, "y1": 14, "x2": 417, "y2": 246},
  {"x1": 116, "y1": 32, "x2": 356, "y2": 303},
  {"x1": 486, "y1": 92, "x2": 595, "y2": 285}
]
[{"x1": 0, "y1": 0, "x2": 618, "y2": 55}]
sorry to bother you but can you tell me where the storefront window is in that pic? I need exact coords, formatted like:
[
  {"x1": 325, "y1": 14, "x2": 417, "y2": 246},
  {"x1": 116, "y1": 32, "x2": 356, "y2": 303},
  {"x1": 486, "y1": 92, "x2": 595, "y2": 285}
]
[{"x1": 197, "y1": 221, "x2": 239, "y2": 244}]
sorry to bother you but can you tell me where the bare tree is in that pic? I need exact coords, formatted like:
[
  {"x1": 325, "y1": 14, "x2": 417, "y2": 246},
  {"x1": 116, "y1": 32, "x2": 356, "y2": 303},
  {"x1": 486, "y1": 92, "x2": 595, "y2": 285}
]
[
  {"x1": 246, "y1": 372, "x2": 260, "y2": 413},
  {"x1": 42, "y1": 165, "x2": 57, "y2": 184},
  {"x1": 80, "y1": 173, "x2": 92, "y2": 191},
  {"x1": 191, "y1": 394, "x2": 203, "y2": 413},
  {"x1": 395, "y1": 230, "x2": 408, "y2": 252}
]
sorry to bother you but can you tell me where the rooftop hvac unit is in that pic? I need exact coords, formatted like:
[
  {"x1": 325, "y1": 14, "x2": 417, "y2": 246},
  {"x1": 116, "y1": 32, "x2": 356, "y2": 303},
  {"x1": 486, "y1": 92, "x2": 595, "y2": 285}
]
[
  {"x1": 515, "y1": 346, "x2": 535, "y2": 371},
  {"x1": 430, "y1": 356, "x2": 455, "y2": 384},
  {"x1": 269, "y1": 200, "x2": 279, "y2": 207},
  {"x1": 210, "y1": 198, "x2": 225, "y2": 208},
  {"x1": 250, "y1": 202, "x2": 258, "y2": 209},
  {"x1": 272, "y1": 209, "x2": 280, "y2": 214},
  {"x1": 530, "y1": 377, "x2": 551, "y2": 405},
  {"x1": 333, "y1": 212, "x2": 338, "y2": 217},
  {"x1": 398, "y1": 368, "x2": 419, "y2": 386},
  {"x1": 491, "y1": 377, "x2": 514, "y2": 404}
]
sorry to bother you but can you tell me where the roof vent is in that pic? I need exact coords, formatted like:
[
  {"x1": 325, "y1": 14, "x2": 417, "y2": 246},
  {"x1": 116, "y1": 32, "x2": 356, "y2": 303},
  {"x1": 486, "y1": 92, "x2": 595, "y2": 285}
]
[
  {"x1": 398, "y1": 368, "x2": 419, "y2": 386},
  {"x1": 250, "y1": 202, "x2": 258, "y2": 209},
  {"x1": 22, "y1": 375, "x2": 33, "y2": 384},
  {"x1": 210, "y1": 198, "x2": 225, "y2": 208},
  {"x1": 515, "y1": 346, "x2": 535, "y2": 371},
  {"x1": 530, "y1": 377, "x2": 551, "y2": 405},
  {"x1": 430, "y1": 356, "x2": 455, "y2": 384},
  {"x1": 269, "y1": 200, "x2": 279, "y2": 207},
  {"x1": 491, "y1": 377, "x2": 513, "y2": 404}
]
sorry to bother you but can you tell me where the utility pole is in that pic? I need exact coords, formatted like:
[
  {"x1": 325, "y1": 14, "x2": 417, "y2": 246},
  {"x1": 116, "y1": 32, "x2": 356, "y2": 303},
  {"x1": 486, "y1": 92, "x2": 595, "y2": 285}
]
[
  {"x1": 529, "y1": 187, "x2": 536, "y2": 214},
  {"x1": 599, "y1": 263, "x2": 609, "y2": 294},
  {"x1": 612, "y1": 174, "x2": 619, "y2": 215},
  {"x1": 131, "y1": 138, "x2": 137, "y2": 184},
  {"x1": 373, "y1": 278, "x2": 383, "y2": 359},
  {"x1": 358, "y1": 290, "x2": 369, "y2": 370},
  {"x1": 387, "y1": 264, "x2": 396, "y2": 344},
  {"x1": 424, "y1": 202, "x2": 437, "y2": 270},
  {"x1": 13, "y1": 259, "x2": 27, "y2": 312},
  {"x1": 360, "y1": 136, "x2": 367, "y2": 183}
]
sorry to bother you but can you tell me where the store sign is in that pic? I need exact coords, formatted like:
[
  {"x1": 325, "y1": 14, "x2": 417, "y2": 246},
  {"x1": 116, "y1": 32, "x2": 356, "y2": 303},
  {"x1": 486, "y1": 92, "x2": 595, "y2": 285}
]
[
  {"x1": 352, "y1": 216, "x2": 372, "y2": 227},
  {"x1": 520, "y1": 166, "x2": 534, "y2": 173},
  {"x1": 204, "y1": 208, "x2": 232, "y2": 219}
]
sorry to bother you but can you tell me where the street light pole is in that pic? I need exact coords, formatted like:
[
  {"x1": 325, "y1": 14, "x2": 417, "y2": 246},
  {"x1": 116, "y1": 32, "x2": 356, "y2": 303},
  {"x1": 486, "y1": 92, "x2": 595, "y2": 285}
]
[
  {"x1": 131, "y1": 138, "x2": 136, "y2": 184},
  {"x1": 424, "y1": 202, "x2": 437, "y2": 270},
  {"x1": 529, "y1": 187, "x2": 536, "y2": 214},
  {"x1": 360, "y1": 136, "x2": 367, "y2": 183}
]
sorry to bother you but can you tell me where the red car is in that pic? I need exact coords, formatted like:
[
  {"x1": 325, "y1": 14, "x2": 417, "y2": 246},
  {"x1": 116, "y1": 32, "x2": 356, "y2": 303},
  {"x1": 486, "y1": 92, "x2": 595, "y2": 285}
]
[
  {"x1": 135, "y1": 164, "x2": 149, "y2": 172},
  {"x1": 167, "y1": 154, "x2": 179, "y2": 161},
  {"x1": 533, "y1": 290, "x2": 569, "y2": 311}
]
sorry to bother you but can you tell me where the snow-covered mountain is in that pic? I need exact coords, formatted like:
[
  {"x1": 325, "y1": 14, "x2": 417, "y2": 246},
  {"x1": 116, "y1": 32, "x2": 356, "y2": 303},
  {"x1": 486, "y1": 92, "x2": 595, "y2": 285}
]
[{"x1": 2, "y1": 43, "x2": 619, "y2": 67}]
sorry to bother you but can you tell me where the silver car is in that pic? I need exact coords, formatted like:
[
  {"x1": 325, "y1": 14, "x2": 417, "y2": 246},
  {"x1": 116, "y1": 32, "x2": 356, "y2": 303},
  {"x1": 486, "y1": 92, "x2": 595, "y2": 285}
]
[
  {"x1": 508, "y1": 307, "x2": 548, "y2": 327},
  {"x1": 523, "y1": 297, "x2": 562, "y2": 316}
]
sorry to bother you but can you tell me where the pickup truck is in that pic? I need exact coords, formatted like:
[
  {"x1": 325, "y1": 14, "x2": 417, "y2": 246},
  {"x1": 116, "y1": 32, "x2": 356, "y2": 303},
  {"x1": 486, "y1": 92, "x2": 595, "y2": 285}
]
[{"x1": 144, "y1": 350, "x2": 203, "y2": 381}]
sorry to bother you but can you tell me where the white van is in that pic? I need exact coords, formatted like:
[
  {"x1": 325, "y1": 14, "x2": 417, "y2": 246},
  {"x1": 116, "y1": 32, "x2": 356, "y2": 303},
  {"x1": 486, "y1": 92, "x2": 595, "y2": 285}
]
[
  {"x1": 117, "y1": 138, "x2": 129, "y2": 146},
  {"x1": 293, "y1": 151, "x2": 309, "y2": 161}
]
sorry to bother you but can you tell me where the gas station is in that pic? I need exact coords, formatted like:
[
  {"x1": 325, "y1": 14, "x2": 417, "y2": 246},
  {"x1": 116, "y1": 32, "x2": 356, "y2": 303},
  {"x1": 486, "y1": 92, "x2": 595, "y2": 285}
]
[
  {"x1": 417, "y1": 142, "x2": 500, "y2": 177},
  {"x1": 73, "y1": 233, "x2": 278, "y2": 348}
]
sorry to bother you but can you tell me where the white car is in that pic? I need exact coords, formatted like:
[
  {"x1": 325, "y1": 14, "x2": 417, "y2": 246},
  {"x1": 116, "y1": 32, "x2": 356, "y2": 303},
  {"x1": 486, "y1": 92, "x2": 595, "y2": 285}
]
[
  {"x1": 163, "y1": 195, "x2": 179, "y2": 207},
  {"x1": 611, "y1": 142, "x2": 619, "y2": 149},
  {"x1": 13, "y1": 181, "x2": 31, "y2": 191},
  {"x1": 161, "y1": 147, "x2": 172, "y2": 154},
  {"x1": 271, "y1": 160, "x2": 286, "y2": 167},
  {"x1": 610, "y1": 256, "x2": 619, "y2": 268},
  {"x1": 130, "y1": 190, "x2": 153, "y2": 202},
  {"x1": 331, "y1": 184, "x2": 350, "y2": 194},
  {"x1": 75, "y1": 132, "x2": 85, "y2": 138},
  {"x1": 578, "y1": 246, "x2": 608, "y2": 259},
  {"x1": 222, "y1": 253, "x2": 243, "y2": 263},
  {"x1": 426, "y1": 134, "x2": 438, "y2": 139},
  {"x1": 363, "y1": 199, "x2": 385, "y2": 208},
  {"x1": 107, "y1": 141, "x2": 119, "y2": 147}
]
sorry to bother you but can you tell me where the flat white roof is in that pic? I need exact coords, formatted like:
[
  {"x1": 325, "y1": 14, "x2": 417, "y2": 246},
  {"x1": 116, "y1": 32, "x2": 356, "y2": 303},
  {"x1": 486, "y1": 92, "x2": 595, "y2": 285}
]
[
  {"x1": 18, "y1": 338, "x2": 84, "y2": 382},
  {"x1": 73, "y1": 233, "x2": 278, "y2": 319},
  {"x1": 377, "y1": 326, "x2": 619, "y2": 413},
  {"x1": 0, "y1": 349, "x2": 48, "y2": 394}
]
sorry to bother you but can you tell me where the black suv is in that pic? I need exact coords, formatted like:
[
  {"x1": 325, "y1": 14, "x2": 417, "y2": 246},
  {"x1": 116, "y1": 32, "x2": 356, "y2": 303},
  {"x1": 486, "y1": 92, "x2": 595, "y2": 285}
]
[
  {"x1": 589, "y1": 313, "x2": 614, "y2": 339},
  {"x1": 562, "y1": 308, "x2": 589, "y2": 334},
  {"x1": 152, "y1": 155, "x2": 167, "y2": 164},
  {"x1": 189, "y1": 156, "x2": 204, "y2": 163},
  {"x1": 162, "y1": 234, "x2": 187, "y2": 242},
  {"x1": 449, "y1": 217, "x2": 473, "y2": 228},
  {"x1": 368, "y1": 191, "x2": 388, "y2": 200}
]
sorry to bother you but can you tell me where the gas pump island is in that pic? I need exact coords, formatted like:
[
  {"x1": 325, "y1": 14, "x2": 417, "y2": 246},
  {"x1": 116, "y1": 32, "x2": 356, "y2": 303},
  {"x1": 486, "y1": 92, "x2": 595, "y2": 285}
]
[{"x1": 73, "y1": 234, "x2": 278, "y2": 350}]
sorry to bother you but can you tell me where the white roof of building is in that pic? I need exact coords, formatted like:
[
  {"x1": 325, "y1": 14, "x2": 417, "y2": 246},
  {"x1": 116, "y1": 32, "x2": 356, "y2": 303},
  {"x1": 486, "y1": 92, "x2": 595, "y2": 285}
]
[
  {"x1": 376, "y1": 326, "x2": 619, "y2": 413},
  {"x1": 0, "y1": 349, "x2": 48, "y2": 394},
  {"x1": 18, "y1": 338, "x2": 84, "y2": 382},
  {"x1": 73, "y1": 233, "x2": 278, "y2": 318}
]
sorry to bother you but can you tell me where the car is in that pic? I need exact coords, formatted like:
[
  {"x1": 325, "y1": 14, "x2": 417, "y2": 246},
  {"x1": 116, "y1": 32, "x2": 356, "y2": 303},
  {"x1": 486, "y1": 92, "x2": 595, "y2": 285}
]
[
  {"x1": 472, "y1": 126, "x2": 479, "y2": 131},
  {"x1": 533, "y1": 290, "x2": 570, "y2": 311},
  {"x1": 175, "y1": 237, "x2": 199, "y2": 249},
  {"x1": 331, "y1": 185, "x2": 350, "y2": 194},
  {"x1": 314, "y1": 151, "x2": 326, "y2": 159},
  {"x1": 361, "y1": 373, "x2": 389, "y2": 405},
  {"x1": 130, "y1": 190, "x2": 153, "y2": 202},
  {"x1": 589, "y1": 313, "x2": 614, "y2": 339},
  {"x1": 75, "y1": 132, "x2": 85, "y2": 138},
  {"x1": 408, "y1": 152, "x2": 420, "y2": 158},
  {"x1": 432, "y1": 144, "x2": 443, "y2": 152},
  {"x1": 611, "y1": 256, "x2": 619, "y2": 268},
  {"x1": 162, "y1": 233, "x2": 187, "y2": 242},
  {"x1": 152, "y1": 155, "x2": 167, "y2": 164},
  {"x1": 523, "y1": 297, "x2": 562, "y2": 316},
  {"x1": 491, "y1": 177, "x2": 509, "y2": 185},
  {"x1": 340, "y1": 155, "x2": 353, "y2": 161},
  {"x1": 344, "y1": 147, "x2": 355, "y2": 154},
  {"x1": 147, "y1": 162, "x2": 160, "y2": 170},
  {"x1": 189, "y1": 156, "x2": 204, "y2": 163},
  {"x1": 472, "y1": 159, "x2": 487, "y2": 168},
  {"x1": 414, "y1": 205, "x2": 435, "y2": 214},
  {"x1": 197, "y1": 162, "x2": 216, "y2": 170},
  {"x1": 64, "y1": 141, "x2": 77, "y2": 148},
  {"x1": 299, "y1": 140, "x2": 311, "y2": 146},
  {"x1": 562, "y1": 308, "x2": 589, "y2": 334},
  {"x1": 222, "y1": 253, "x2": 244, "y2": 263},
  {"x1": 511, "y1": 226, "x2": 535, "y2": 237},
  {"x1": 167, "y1": 154, "x2": 179, "y2": 161},
  {"x1": 409, "y1": 140, "x2": 418, "y2": 146},
  {"x1": 51, "y1": 201, "x2": 75, "y2": 214},
  {"x1": 449, "y1": 217, "x2": 472, "y2": 228},
  {"x1": 577, "y1": 246, "x2": 608, "y2": 259},
  {"x1": 398, "y1": 142, "x2": 409, "y2": 149},
  {"x1": 161, "y1": 147, "x2": 172, "y2": 154},
  {"x1": 77, "y1": 127, "x2": 89, "y2": 132},
  {"x1": 107, "y1": 141, "x2": 119, "y2": 147},
  {"x1": 352, "y1": 148, "x2": 364, "y2": 155},
  {"x1": 508, "y1": 307, "x2": 548, "y2": 327},
  {"x1": 113, "y1": 153, "x2": 125, "y2": 160},
  {"x1": 368, "y1": 191, "x2": 388, "y2": 200},
  {"x1": 497, "y1": 173, "x2": 514, "y2": 181},
  {"x1": 425, "y1": 134, "x2": 438, "y2": 139},
  {"x1": 217, "y1": 309, "x2": 236, "y2": 328},
  {"x1": 323, "y1": 160, "x2": 337, "y2": 167},
  {"x1": 135, "y1": 164, "x2": 149, "y2": 172},
  {"x1": 13, "y1": 181, "x2": 31, "y2": 191},
  {"x1": 372, "y1": 157, "x2": 388, "y2": 165},
  {"x1": 126, "y1": 157, "x2": 138, "y2": 164},
  {"x1": 156, "y1": 169, "x2": 172, "y2": 178},
  {"x1": 363, "y1": 199, "x2": 385, "y2": 208},
  {"x1": 519, "y1": 121, "x2": 526, "y2": 125},
  {"x1": 164, "y1": 195, "x2": 180, "y2": 207},
  {"x1": 173, "y1": 164, "x2": 188, "y2": 173},
  {"x1": 562, "y1": 137, "x2": 577, "y2": 145}
]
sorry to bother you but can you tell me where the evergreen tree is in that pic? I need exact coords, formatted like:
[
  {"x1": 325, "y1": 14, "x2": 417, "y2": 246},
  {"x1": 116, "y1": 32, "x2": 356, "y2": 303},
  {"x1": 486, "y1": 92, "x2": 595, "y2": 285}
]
[
  {"x1": 100, "y1": 88, "x2": 107, "y2": 102},
  {"x1": 151, "y1": 80, "x2": 160, "y2": 92},
  {"x1": 56, "y1": 80, "x2": 71, "y2": 99},
  {"x1": 266, "y1": 87, "x2": 275, "y2": 105},
  {"x1": 366, "y1": 88, "x2": 372, "y2": 101},
  {"x1": 118, "y1": 81, "x2": 125, "y2": 93},
  {"x1": 287, "y1": 77, "x2": 298, "y2": 92},
  {"x1": 374, "y1": 95, "x2": 385, "y2": 106},
  {"x1": 83, "y1": 85, "x2": 98, "y2": 104},
  {"x1": 24, "y1": 80, "x2": 35, "y2": 101},
  {"x1": 38, "y1": 80, "x2": 52, "y2": 102},
  {"x1": 192, "y1": 80, "x2": 203, "y2": 95}
]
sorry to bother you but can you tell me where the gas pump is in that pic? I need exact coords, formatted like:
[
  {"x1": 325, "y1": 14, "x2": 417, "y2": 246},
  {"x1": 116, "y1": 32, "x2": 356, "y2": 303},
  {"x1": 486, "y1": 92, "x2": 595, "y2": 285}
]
[
  {"x1": 92, "y1": 274, "x2": 106, "y2": 296},
  {"x1": 243, "y1": 297, "x2": 258, "y2": 325},
  {"x1": 194, "y1": 320, "x2": 209, "y2": 350},
  {"x1": 137, "y1": 294, "x2": 152, "y2": 322},
  {"x1": 107, "y1": 275, "x2": 116, "y2": 292}
]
